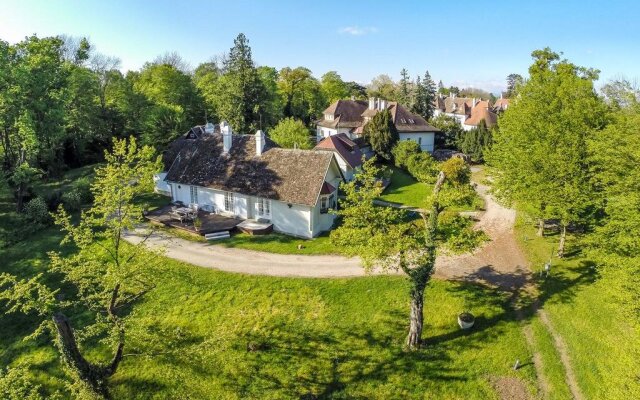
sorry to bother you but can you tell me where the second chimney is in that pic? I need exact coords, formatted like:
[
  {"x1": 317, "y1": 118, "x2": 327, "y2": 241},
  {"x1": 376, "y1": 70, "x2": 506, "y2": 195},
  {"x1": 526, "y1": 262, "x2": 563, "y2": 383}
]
[
  {"x1": 220, "y1": 121, "x2": 233, "y2": 154},
  {"x1": 255, "y1": 130, "x2": 265, "y2": 156}
]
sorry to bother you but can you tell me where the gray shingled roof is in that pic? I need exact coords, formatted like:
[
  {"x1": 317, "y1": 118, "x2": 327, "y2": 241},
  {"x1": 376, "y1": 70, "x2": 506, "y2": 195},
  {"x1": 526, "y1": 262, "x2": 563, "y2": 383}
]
[{"x1": 163, "y1": 132, "x2": 338, "y2": 206}]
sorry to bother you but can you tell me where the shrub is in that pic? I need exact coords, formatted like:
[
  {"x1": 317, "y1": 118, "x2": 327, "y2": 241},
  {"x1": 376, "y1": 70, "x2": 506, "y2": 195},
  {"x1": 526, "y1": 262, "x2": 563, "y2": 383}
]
[
  {"x1": 23, "y1": 197, "x2": 51, "y2": 225},
  {"x1": 441, "y1": 157, "x2": 471, "y2": 186},
  {"x1": 42, "y1": 190, "x2": 63, "y2": 212},
  {"x1": 406, "y1": 152, "x2": 438, "y2": 183},
  {"x1": 71, "y1": 176, "x2": 93, "y2": 204},
  {"x1": 62, "y1": 189, "x2": 82, "y2": 212},
  {"x1": 392, "y1": 140, "x2": 421, "y2": 169}
]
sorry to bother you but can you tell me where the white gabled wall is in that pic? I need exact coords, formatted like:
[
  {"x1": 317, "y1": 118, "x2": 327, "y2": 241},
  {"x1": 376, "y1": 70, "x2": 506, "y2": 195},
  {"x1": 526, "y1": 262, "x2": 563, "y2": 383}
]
[
  {"x1": 399, "y1": 132, "x2": 435, "y2": 153},
  {"x1": 271, "y1": 201, "x2": 313, "y2": 238}
]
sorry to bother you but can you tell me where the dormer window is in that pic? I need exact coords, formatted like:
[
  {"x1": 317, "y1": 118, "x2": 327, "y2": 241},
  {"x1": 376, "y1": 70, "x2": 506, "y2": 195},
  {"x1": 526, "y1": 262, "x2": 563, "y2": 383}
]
[
  {"x1": 319, "y1": 182, "x2": 337, "y2": 213},
  {"x1": 408, "y1": 118, "x2": 414, "y2": 124},
  {"x1": 325, "y1": 114, "x2": 334, "y2": 121},
  {"x1": 400, "y1": 118, "x2": 407, "y2": 124}
]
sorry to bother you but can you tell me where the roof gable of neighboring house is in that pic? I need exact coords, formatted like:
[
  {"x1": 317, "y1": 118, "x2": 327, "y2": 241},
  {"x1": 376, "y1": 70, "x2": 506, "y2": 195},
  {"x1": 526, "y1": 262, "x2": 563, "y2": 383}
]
[
  {"x1": 163, "y1": 130, "x2": 341, "y2": 206},
  {"x1": 314, "y1": 133, "x2": 364, "y2": 169},
  {"x1": 494, "y1": 98, "x2": 510, "y2": 111},
  {"x1": 464, "y1": 100, "x2": 498, "y2": 128},
  {"x1": 318, "y1": 99, "x2": 368, "y2": 129},
  {"x1": 444, "y1": 97, "x2": 474, "y2": 115},
  {"x1": 388, "y1": 102, "x2": 439, "y2": 133}
]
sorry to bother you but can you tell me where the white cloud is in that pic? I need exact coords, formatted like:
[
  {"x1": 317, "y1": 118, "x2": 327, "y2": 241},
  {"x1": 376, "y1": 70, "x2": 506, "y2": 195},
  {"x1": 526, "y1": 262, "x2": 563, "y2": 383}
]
[{"x1": 338, "y1": 26, "x2": 378, "y2": 36}]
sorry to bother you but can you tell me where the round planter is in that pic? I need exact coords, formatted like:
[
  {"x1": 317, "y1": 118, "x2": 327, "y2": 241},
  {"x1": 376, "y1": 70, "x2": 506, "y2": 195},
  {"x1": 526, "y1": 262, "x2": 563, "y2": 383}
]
[{"x1": 458, "y1": 312, "x2": 475, "y2": 330}]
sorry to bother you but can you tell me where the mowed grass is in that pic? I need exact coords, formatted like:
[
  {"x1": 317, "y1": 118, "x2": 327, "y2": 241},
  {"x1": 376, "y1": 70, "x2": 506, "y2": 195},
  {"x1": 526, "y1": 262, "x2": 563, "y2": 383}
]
[
  {"x1": 515, "y1": 215, "x2": 640, "y2": 399},
  {"x1": 379, "y1": 166, "x2": 429, "y2": 208},
  {"x1": 212, "y1": 231, "x2": 340, "y2": 255},
  {"x1": 380, "y1": 166, "x2": 484, "y2": 212},
  {"x1": 0, "y1": 178, "x2": 539, "y2": 399}
]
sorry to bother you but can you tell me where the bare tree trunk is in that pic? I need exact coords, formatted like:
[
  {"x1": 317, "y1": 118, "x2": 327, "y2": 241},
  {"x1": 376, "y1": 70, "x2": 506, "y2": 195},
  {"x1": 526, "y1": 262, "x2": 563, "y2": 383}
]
[
  {"x1": 537, "y1": 219, "x2": 545, "y2": 237},
  {"x1": 53, "y1": 313, "x2": 124, "y2": 399},
  {"x1": 557, "y1": 224, "x2": 567, "y2": 258},
  {"x1": 406, "y1": 286, "x2": 424, "y2": 349}
]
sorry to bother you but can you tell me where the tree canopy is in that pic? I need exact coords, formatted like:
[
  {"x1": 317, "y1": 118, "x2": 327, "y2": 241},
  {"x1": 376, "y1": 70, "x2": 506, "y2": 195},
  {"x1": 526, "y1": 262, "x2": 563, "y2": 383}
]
[
  {"x1": 268, "y1": 117, "x2": 312, "y2": 149},
  {"x1": 489, "y1": 47, "x2": 608, "y2": 254}
]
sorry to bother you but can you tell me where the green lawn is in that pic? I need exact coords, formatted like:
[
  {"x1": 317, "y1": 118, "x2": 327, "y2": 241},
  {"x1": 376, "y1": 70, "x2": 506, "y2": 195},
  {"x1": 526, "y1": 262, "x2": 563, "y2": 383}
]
[
  {"x1": 0, "y1": 175, "x2": 540, "y2": 399},
  {"x1": 213, "y1": 231, "x2": 340, "y2": 255},
  {"x1": 380, "y1": 166, "x2": 484, "y2": 212},
  {"x1": 515, "y1": 215, "x2": 640, "y2": 399},
  {"x1": 379, "y1": 166, "x2": 429, "y2": 208}
]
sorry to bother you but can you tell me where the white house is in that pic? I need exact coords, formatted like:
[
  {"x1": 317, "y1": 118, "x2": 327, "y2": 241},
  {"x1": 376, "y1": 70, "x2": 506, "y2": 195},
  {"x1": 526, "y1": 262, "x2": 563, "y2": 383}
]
[
  {"x1": 316, "y1": 97, "x2": 439, "y2": 153},
  {"x1": 156, "y1": 123, "x2": 345, "y2": 238}
]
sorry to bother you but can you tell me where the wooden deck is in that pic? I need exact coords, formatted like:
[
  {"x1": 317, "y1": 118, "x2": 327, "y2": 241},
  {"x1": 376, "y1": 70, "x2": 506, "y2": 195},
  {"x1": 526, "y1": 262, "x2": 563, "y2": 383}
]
[{"x1": 145, "y1": 205, "x2": 242, "y2": 235}]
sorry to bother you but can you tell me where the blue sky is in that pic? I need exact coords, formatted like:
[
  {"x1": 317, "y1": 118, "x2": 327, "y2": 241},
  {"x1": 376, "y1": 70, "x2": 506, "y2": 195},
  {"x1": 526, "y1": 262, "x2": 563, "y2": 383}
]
[{"x1": 1, "y1": 0, "x2": 638, "y2": 93}]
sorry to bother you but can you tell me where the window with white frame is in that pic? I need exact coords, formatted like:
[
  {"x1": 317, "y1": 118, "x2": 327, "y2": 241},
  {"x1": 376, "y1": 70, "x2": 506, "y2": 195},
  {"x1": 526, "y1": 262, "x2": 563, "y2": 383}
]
[
  {"x1": 256, "y1": 197, "x2": 271, "y2": 218},
  {"x1": 224, "y1": 192, "x2": 234, "y2": 212},
  {"x1": 190, "y1": 186, "x2": 198, "y2": 204},
  {"x1": 320, "y1": 193, "x2": 336, "y2": 214}
]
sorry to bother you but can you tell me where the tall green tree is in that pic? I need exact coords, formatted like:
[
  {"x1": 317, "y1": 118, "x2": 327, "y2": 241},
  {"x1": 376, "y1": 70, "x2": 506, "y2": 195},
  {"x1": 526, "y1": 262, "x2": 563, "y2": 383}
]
[
  {"x1": 587, "y1": 101, "x2": 640, "y2": 281},
  {"x1": 320, "y1": 71, "x2": 350, "y2": 104},
  {"x1": 505, "y1": 73, "x2": 524, "y2": 98},
  {"x1": 366, "y1": 74, "x2": 398, "y2": 100},
  {"x1": 134, "y1": 62, "x2": 204, "y2": 147},
  {"x1": 256, "y1": 66, "x2": 283, "y2": 129},
  {"x1": 488, "y1": 48, "x2": 608, "y2": 255},
  {"x1": 331, "y1": 157, "x2": 473, "y2": 349},
  {"x1": 411, "y1": 71, "x2": 436, "y2": 120},
  {"x1": 363, "y1": 109, "x2": 398, "y2": 161},
  {"x1": 278, "y1": 67, "x2": 325, "y2": 124},
  {"x1": 422, "y1": 70, "x2": 437, "y2": 120},
  {"x1": 216, "y1": 33, "x2": 266, "y2": 133},
  {"x1": 398, "y1": 68, "x2": 412, "y2": 106},
  {"x1": 0, "y1": 137, "x2": 162, "y2": 397}
]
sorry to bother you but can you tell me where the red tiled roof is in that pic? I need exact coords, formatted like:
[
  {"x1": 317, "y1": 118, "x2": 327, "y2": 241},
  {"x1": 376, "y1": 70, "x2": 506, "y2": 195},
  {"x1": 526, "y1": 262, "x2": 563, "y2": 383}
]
[
  {"x1": 314, "y1": 133, "x2": 364, "y2": 169},
  {"x1": 464, "y1": 100, "x2": 498, "y2": 128}
]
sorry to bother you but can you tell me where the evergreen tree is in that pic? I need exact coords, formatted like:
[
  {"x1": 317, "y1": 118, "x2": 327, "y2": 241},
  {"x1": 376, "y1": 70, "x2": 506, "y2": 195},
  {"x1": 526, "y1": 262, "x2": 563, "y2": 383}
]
[
  {"x1": 458, "y1": 119, "x2": 493, "y2": 162},
  {"x1": 411, "y1": 76, "x2": 426, "y2": 117},
  {"x1": 398, "y1": 68, "x2": 411, "y2": 106},
  {"x1": 438, "y1": 80, "x2": 445, "y2": 94},
  {"x1": 423, "y1": 70, "x2": 437, "y2": 120},
  {"x1": 216, "y1": 33, "x2": 266, "y2": 133},
  {"x1": 363, "y1": 109, "x2": 399, "y2": 161}
]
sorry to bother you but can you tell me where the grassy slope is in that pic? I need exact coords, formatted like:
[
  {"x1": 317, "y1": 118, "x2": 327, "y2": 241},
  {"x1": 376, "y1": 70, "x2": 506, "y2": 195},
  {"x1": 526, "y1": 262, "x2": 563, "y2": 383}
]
[
  {"x1": 108, "y1": 264, "x2": 537, "y2": 399},
  {"x1": 0, "y1": 170, "x2": 539, "y2": 399},
  {"x1": 515, "y1": 215, "x2": 640, "y2": 399}
]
